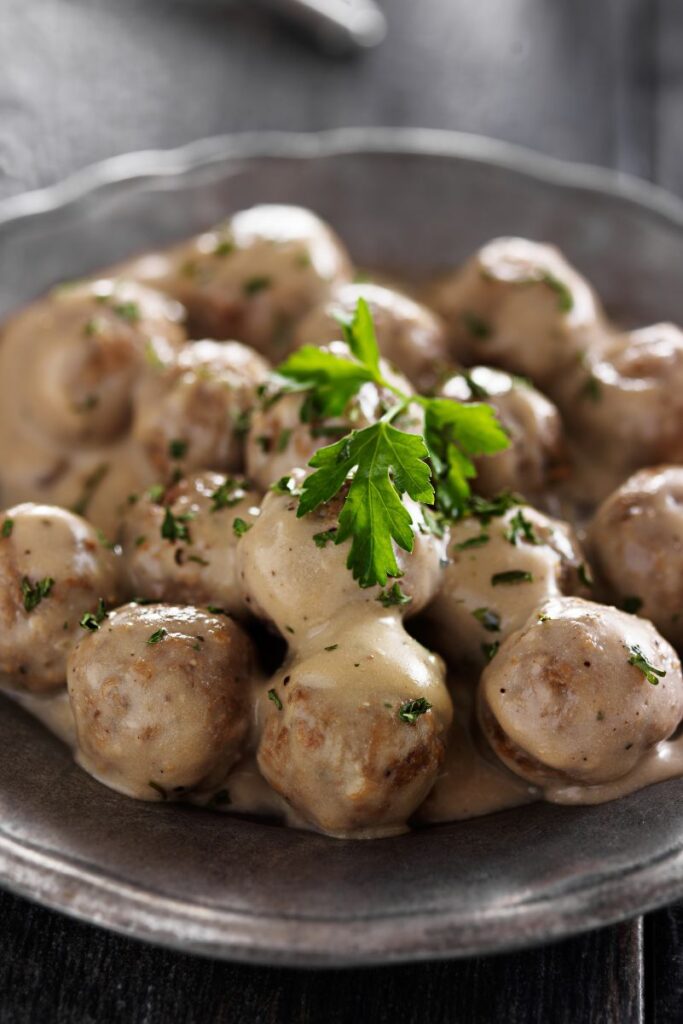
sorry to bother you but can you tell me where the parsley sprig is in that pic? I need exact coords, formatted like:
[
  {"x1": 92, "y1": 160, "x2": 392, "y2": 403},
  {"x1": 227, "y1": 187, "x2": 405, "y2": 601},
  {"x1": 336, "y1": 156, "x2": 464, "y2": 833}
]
[{"x1": 274, "y1": 299, "x2": 508, "y2": 589}]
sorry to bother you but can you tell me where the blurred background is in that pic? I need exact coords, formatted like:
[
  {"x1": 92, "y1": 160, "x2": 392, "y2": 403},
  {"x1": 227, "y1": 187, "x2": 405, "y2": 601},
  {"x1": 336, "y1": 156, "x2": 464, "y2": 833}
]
[{"x1": 0, "y1": 0, "x2": 679, "y2": 203}]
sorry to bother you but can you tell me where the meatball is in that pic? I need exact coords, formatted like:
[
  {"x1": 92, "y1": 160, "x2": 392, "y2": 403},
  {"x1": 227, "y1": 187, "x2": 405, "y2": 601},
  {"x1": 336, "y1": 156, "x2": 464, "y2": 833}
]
[
  {"x1": 67, "y1": 603, "x2": 254, "y2": 800},
  {"x1": 294, "y1": 282, "x2": 449, "y2": 390},
  {"x1": 425, "y1": 501, "x2": 589, "y2": 668},
  {"x1": 129, "y1": 205, "x2": 352, "y2": 356},
  {"x1": 588, "y1": 466, "x2": 683, "y2": 648},
  {"x1": 439, "y1": 367, "x2": 568, "y2": 499},
  {"x1": 0, "y1": 278, "x2": 185, "y2": 447},
  {"x1": 119, "y1": 471, "x2": 261, "y2": 615},
  {"x1": 555, "y1": 324, "x2": 683, "y2": 474},
  {"x1": 132, "y1": 339, "x2": 269, "y2": 478},
  {"x1": 479, "y1": 596, "x2": 683, "y2": 787},
  {"x1": 430, "y1": 237, "x2": 607, "y2": 387},
  {"x1": 245, "y1": 340, "x2": 421, "y2": 491},
  {"x1": 237, "y1": 471, "x2": 445, "y2": 637},
  {"x1": 257, "y1": 615, "x2": 452, "y2": 837},
  {"x1": 0, "y1": 504, "x2": 120, "y2": 692}
]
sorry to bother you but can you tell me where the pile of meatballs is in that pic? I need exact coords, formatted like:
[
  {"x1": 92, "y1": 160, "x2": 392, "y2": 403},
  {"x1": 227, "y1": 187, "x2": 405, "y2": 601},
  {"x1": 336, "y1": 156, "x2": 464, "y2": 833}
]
[{"x1": 1, "y1": 205, "x2": 683, "y2": 840}]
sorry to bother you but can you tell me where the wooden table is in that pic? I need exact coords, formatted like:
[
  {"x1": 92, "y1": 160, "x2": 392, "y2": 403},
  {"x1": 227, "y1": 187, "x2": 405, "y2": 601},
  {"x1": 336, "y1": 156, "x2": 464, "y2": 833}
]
[{"x1": 0, "y1": 2, "x2": 682, "y2": 1020}]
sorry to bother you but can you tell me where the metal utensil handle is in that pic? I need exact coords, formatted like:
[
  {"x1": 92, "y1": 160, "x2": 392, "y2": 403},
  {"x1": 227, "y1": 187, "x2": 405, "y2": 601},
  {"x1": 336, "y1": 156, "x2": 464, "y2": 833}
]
[{"x1": 265, "y1": 0, "x2": 387, "y2": 52}]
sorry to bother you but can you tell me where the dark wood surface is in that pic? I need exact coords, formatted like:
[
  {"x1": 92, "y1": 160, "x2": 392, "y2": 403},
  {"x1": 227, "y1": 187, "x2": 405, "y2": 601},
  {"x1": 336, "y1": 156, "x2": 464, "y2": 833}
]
[{"x1": 0, "y1": 1, "x2": 682, "y2": 1021}]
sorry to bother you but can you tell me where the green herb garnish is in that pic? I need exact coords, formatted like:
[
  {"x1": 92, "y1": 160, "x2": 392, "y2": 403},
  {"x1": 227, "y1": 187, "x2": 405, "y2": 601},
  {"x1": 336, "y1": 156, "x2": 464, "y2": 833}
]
[
  {"x1": 161, "y1": 507, "x2": 192, "y2": 543},
  {"x1": 147, "y1": 627, "x2": 168, "y2": 645},
  {"x1": 21, "y1": 576, "x2": 55, "y2": 612},
  {"x1": 313, "y1": 528, "x2": 337, "y2": 548},
  {"x1": 462, "y1": 312, "x2": 492, "y2": 340},
  {"x1": 273, "y1": 299, "x2": 508, "y2": 589},
  {"x1": 244, "y1": 276, "x2": 271, "y2": 296},
  {"x1": 482, "y1": 641, "x2": 500, "y2": 662},
  {"x1": 473, "y1": 607, "x2": 501, "y2": 632},
  {"x1": 1, "y1": 518, "x2": 13, "y2": 538},
  {"x1": 376, "y1": 582, "x2": 412, "y2": 608},
  {"x1": 504, "y1": 509, "x2": 540, "y2": 546},
  {"x1": 79, "y1": 598, "x2": 108, "y2": 632},
  {"x1": 398, "y1": 697, "x2": 432, "y2": 724},
  {"x1": 168, "y1": 439, "x2": 187, "y2": 460},
  {"x1": 491, "y1": 570, "x2": 533, "y2": 586},
  {"x1": 267, "y1": 688, "x2": 283, "y2": 710},
  {"x1": 232, "y1": 517, "x2": 251, "y2": 537},
  {"x1": 113, "y1": 301, "x2": 141, "y2": 323},
  {"x1": 210, "y1": 479, "x2": 243, "y2": 512},
  {"x1": 627, "y1": 645, "x2": 666, "y2": 686}
]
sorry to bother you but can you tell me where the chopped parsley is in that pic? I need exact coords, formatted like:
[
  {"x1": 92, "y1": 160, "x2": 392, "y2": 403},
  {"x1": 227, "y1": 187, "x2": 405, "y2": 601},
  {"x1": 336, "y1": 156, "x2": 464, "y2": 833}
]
[
  {"x1": 207, "y1": 605, "x2": 229, "y2": 616},
  {"x1": 581, "y1": 375, "x2": 602, "y2": 402},
  {"x1": 267, "y1": 688, "x2": 283, "y2": 710},
  {"x1": 1, "y1": 518, "x2": 13, "y2": 538},
  {"x1": 463, "y1": 492, "x2": 522, "y2": 525},
  {"x1": 324, "y1": 644, "x2": 339, "y2": 652},
  {"x1": 113, "y1": 301, "x2": 141, "y2": 324},
  {"x1": 161, "y1": 507, "x2": 193, "y2": 543},
  {"x1": 473, "y1": 607, "x2": 501, "y2": 632},
  {"x1": 213, "y1": 237, "x2": 234, "y2": 257},
  {"x1": 232, "y1": 517, "x2": 251, "y2": 537},
  {"x1": 96, "y1": 529, "x2": 116, "y2": 550},
  {"x1": 376, "y1": 582, "x2": 412, "y2": 608},
  {"x1": 455, "y1": 532, "x2": 489, "y2": 551},
  {"x1": 313, "y1": 528, "x2": 337, "y2": 548},
  {"x1": 79, "y1": 598, "x2": 108, "y2": 632},
  {"x1": 482, "y1": 641, "x2": 500, "y2": 662},
  {"x1": 147, "y1": 627, "x2": 168, "y2": 645},
  {"x1": 541, "y1": 272, "x2": 574, "y2": 313},
  {"x1": 398, "y1": 697, "x2": 432, "y2": 724},
  {"x1": 504, "y1": 509, "x2": 540, "y2": 546},
  {"x1": 462, "y1": 312, "x2": 492, "y2": 340},
  {"x1": 134, "y1": 535, "x2": 147, "y2": 547},
  {"x1": 244, "y1": 276, "x2": 271, "y2": 296},
  {"x1": 210, "y1": 479, "x2": 243, "y2": 511},
  {"x1": 21, "y1": 576, "x2": 55, "y2": 612},
  {"x1": 537, "y1": 612, "x2": 551, "y2": 623},
  {"x1": 168, "y1": 439, "x2": 188, "y2": 460},
  {"x1": 622, "y1": 596, "x2": 643, "y2": 615},
  {"x1": 491, "y1": 570, "x2": 533, "y2": 586},
  {"x1": 270, "y1": 475, "x2": 302, "y2": 496},
  {"x1": 627, "y1": 645, "x2": 666, "y2": 686}
]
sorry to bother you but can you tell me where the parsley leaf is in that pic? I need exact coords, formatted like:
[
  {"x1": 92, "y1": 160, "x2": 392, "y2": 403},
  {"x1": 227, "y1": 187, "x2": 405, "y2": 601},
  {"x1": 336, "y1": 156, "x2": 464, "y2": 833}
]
[
  {"x1": 80, "y1": 598, "x2": 108, "y2": 632},
  {"x1": 376, "y1": 582, "x2": 412, "y2": 607},
  {"x1": 275, "y1": 345, "x2": 378, "y2": 420},
  {"x1": 298, "y1": 422, "x2": 433, "y2": 588},
  {"x1": 422, "y1": 399, "x2": 508, "y2": 517},
  {"x1": 505, "y1": 509, "x2": 540, "y2": 546}
]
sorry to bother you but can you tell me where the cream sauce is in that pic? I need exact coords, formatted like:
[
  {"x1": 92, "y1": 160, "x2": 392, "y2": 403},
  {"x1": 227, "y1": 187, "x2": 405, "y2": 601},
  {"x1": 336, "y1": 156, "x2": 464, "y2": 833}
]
[{"x1": 3, "y1": 221, "x2": 683, "y2": 837}]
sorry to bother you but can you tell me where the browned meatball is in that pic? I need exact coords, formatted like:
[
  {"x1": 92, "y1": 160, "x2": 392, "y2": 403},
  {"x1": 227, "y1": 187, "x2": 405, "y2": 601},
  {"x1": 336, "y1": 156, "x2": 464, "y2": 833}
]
[
  {"x1": 257, "y1": 616, "x2": 452, "y2": 837},
  {"x1": 119, "y1": 471, "x2": 260, "y2": 615},
  {"x1": 430, "y1": 237, "x2": 607, "y2": 387},
  {"x1": 588, "y1": 466, "x2": 683, "y2": 648},
  {"x1": 0, "y1": 504, "x2": 121, "y2": 692},
  {"x1": 128, "y1": 205, "x2": 352, "y2": 356},
  {"x1": 439, "y1": 367, "x2": 568, "y2": 499},
  {"x1": 556, "y1": 324, "x2": 683, "y2": 474},
  {"x1": 245, "y1": 341, "x2": 421, "y2": 490},
  {"x1": 294, "y1": 282, "x2": 449, "y2": 390},
  {"x1": 132, "y1": 339, "x2": 269, "y2": 478},
  {"x1": 67, "y1": 603, "x2": 254, "y2": 800},
  {"x1": 0, "y1": 278, "x2": 185, "y2": 447},
  {"x1": 479, "y1": 596, "x2": 683, "y2": 787}
]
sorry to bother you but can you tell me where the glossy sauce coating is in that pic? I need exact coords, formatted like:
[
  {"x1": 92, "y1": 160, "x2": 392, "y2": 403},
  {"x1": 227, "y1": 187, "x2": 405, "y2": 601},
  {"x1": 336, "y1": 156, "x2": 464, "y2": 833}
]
[{"x1": 2, "y1": 212, "x2": 683, "y2": 839}]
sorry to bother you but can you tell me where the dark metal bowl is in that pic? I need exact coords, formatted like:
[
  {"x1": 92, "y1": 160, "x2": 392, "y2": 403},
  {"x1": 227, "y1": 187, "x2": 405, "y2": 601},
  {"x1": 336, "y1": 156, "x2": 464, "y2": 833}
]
[{"x1": 1, "y1": 129, "x2": 683, "y2": 965}]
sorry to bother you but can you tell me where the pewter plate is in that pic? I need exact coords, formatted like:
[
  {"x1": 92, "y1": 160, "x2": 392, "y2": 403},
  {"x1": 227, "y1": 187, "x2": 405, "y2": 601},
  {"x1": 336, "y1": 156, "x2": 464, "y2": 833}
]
[{"x1": 1, "y1": 129, "x2": 683, "y2": 966}]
